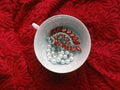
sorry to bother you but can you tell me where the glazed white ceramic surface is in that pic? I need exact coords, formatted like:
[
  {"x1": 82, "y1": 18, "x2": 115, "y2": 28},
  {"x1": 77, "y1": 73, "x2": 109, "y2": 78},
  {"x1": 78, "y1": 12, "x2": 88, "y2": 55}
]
[{"x1": 32, "y1": 15, "x2": 91, "y2": 73}]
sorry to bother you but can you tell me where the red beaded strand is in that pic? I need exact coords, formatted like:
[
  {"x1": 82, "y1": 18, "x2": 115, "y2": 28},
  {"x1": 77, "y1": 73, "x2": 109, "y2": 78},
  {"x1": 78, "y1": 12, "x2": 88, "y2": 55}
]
[{"x1": 49, "y1": 27, "x2": 81, "y2": 52}]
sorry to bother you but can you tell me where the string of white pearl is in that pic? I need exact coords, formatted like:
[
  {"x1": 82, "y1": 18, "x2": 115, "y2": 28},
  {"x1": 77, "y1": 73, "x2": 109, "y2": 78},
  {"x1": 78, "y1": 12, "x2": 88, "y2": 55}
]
[{"x1": 47, "y1": 44, "x2": 74, "y2": 65}]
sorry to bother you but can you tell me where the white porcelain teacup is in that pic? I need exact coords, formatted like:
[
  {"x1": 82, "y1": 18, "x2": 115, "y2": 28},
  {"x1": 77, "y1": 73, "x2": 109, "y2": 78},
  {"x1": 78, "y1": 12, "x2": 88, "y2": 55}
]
[{"x1": 32, "y1": 15, "x2": 91, "y2": 73}]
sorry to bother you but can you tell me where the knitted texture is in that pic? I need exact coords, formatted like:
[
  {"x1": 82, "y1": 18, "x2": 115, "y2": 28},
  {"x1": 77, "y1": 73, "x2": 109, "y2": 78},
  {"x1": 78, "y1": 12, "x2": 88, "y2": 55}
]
[{"x1": 0, "y1": 0, "x2": 120, "y2": 90}]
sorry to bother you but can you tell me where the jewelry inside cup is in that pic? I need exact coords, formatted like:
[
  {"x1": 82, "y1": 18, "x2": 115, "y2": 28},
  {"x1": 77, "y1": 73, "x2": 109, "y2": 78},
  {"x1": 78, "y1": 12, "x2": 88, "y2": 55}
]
[{"x1": 33, "y1": 15, "x2": 91, "y2": 73}]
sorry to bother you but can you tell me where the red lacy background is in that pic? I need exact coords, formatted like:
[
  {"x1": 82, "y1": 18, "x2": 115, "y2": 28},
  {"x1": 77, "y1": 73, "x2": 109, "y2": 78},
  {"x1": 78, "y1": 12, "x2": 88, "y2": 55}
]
[{"x1": 0, "y1": 0, "x2": 120, "y2": 90}]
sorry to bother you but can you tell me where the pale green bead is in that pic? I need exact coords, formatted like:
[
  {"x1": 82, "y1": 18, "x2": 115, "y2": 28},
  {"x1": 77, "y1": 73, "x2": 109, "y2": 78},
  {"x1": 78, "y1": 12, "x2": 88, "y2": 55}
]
[
  {"x1": 51, "y1": 47, "x2": 55, "y2": 51},
  {"x1": 51, "y1": 51, "x2": 55, "y2": 55},
  {"x1": 60, "y1": 51, "x2": 64, "y2": 55},
  {"x1": 70, "y1": 53, "x2": 73, "y2": 57},
  {"x1": 63, "y1": 55, "x2": 67, "y2": 59},
  {"x1": 47, "y1": 52, "x2": 51, "y2": 56},
  {"x1": 56, "y1": 58, "x2": 61, "y2": 63},
  {"x1": 51, "y1": 59, "x2": 56, "y2": 64},
  {"x1": 69, "y1": 56, "x2": 73, "y2": 62},
  {"x1": 48, "y1": 56, "x2": 52, "y2": 61},
  {"x1": 65, "y1": 59, "x2": 70, "y2": 64},
  {"x1": 61, "y1": 60, "x2": 65, "y2": 64},
  {"x1": 53, "y1": 55, "x2": 57, "y2": 59},
  {"x1": 65, "y1": 51, "x2": 69, "y2": 55},
  {"x1": 47, "y1": 44, "x2": 51, "y2": 48},
  {"x1": 47, "y1": 48, "x2": 51, "y2": 52},
  {"x1": 58, "y1": 53, "x2": 63, "y2": 58}
]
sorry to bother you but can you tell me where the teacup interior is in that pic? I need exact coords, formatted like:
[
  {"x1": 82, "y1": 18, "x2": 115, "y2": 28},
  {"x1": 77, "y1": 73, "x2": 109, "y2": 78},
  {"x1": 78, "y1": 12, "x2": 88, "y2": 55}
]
[{"x1": 34, "y1": 15, "x2": 91, "y2": 73}]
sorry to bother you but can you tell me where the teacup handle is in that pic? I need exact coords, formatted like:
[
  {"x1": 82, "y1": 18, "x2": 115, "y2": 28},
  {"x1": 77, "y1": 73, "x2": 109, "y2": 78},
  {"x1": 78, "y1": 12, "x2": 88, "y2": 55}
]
[{"x1": 32, "y1": 23, "x2": 40, "y2": 30}]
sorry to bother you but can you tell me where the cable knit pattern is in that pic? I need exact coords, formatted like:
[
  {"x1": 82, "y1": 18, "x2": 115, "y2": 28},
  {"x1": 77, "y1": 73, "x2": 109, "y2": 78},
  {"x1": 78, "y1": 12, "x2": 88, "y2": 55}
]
[{"x1": 0, "y1": 0, "x2": 120, "y2": 90}]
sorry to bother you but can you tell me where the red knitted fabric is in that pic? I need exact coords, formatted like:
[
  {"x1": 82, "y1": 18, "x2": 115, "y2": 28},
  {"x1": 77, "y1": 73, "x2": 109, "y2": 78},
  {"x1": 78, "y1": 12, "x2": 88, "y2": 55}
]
[{"x1": 0, "y1": 0, "x2": 120, "y2": 90}]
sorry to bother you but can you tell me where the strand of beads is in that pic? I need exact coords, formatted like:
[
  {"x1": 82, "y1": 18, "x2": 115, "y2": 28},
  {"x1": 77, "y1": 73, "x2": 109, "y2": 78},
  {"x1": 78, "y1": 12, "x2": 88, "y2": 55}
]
[
  {"x1": 46, "y1": 27, "x2": 81, "y2": 65},
  {"x1": 46, "y1": 44, "x2": 74, "y2": 65}
]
